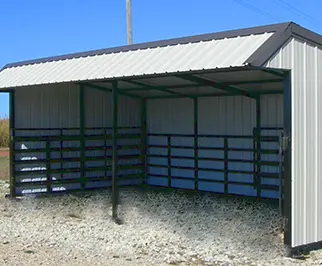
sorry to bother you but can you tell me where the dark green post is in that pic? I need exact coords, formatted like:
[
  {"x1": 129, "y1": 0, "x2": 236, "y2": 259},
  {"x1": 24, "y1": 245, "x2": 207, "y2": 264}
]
[
  {"x1": 112, "y1": 80, "x2": 119, "y2": 220},
  {"x1": 9, "y1": 90, "x2": 15, "y2": 197},
  {"x1": 224, "y1": 137, "x2": 228, "y2": 194},
  {"x1": 167, "y1": 136, "x2": 171, "y2": 188},
  {"x1": 141, "y1": 98, "x2": 147, "y2": 184},
  {"x1": 194, "y1": 98, "x2": 199, "y2": 190},
  {"x1": 256, "y1": 96, "x2": 261, "y2": 198},
  {"x1": 79, "y1": 85, "x2": 85, "y2": 189},
  {"x1": 46, "y1": 140, "x2": 51, "y2": 193}
]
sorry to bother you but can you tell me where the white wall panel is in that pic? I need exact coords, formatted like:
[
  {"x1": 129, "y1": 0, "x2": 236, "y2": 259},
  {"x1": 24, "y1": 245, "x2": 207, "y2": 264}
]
[
  {"x1": 15, "y1": 83, "x2": 80, "y2": 128},
  {"x1": 84, "y1": 87, "x2": 141, "y2": 127},
  {"x1": 147, "y1": 96, "x2": 282, "y2": 197},
  {"x1": 266, "y1": 38, "x2": 322, "y2": 247}
]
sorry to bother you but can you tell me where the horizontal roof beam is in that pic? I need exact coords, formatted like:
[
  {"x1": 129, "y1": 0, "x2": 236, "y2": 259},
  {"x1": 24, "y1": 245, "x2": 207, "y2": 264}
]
[
  {"x1": 146, "y1": 89, "x2": 283, "y2": 100},
  {"x1": 125, "y1": 80, "x2": 194, "y2": 99},
  {"x1": 120, "y1": 78, "x2": 283, "y2": 92},
  {"x1": 225, "y1": 78, "x2": 283, "y2": 85},
  {"x1": 175, "y1": 75, "x2": 256, "y2": 98},
  {"x1": 82, "y1": 83, "x2": 143, "y2": 99}
]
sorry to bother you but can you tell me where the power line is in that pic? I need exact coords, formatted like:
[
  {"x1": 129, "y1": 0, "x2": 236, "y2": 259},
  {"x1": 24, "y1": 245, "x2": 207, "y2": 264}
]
[
  {"x1": 231, "y1": 0, "x2": 281, "y2": 23},
  {"x1": 273, "y1": 0, "x2": 322, "y2": 28}
]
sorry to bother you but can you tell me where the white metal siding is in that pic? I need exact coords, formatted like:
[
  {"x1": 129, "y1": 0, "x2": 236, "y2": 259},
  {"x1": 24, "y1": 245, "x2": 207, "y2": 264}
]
[
  {"x1": 14, "y1": 84, "x2": 142, "y2": 192},
  {"x1": 0, "y1": 33, "x2": 273, "y2": 89},
  {"x1": 15, "y1": 83, "x2": 80, "y2": 128},
  {"x1": 147, "y1": 96, "x2": 282, "y2": 196},
  {"x1": 84, "y1": 86, "x2": 141, "y2": 128},
  {"x1": 266, "y1": 38, "x2": 322, "y2": 247}
]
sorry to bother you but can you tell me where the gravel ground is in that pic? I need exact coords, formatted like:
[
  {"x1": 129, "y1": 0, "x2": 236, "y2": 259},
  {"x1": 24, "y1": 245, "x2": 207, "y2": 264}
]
[{"x1": 1, "y1": 180, "x2": 322, "y2": 266}]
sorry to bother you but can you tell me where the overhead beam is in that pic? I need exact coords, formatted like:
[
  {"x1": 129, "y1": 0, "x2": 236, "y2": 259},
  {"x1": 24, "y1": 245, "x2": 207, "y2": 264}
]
[
  {"x1": 146, "y1": 90, "x2": 283, "y2": 100},
  {"x1": 225, "y1": 78, "x2": 283, "y2": 86},
  {"x1": 124, "y1": 80, "x2": 194, "y2": 99},
  {"x1": 82, "y1": 83, "x2": 142, "y2": 99},
  {"x1": 121, "y1": 78, "x2": 283, "y2": 92},
  {"x1": 175, "y1": 74, "x2": 256, "y2": 98}
]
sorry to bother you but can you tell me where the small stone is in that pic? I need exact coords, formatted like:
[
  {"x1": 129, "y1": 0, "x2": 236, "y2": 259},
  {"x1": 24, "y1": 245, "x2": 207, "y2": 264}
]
[
  {"x1": 2, "y1": 241, "x2": 9, "y2": 245},
  {"x1": 113, "y1": 255, "x2": 120, "y2": 258}
]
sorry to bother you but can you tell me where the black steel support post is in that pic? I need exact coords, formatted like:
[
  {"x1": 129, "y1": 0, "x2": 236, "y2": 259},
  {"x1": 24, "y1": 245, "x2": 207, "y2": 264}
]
[
  {"x1": 141, "y1": 98, "x2": 147, "y2": 184},
  {"x1": 79, "y1": 85, "x2": 85, "y2": 190},
  {"x1": 224, "y1": 137, "x2": 229, "y2": 194},
  {"x1": 46, "y1": 140, "x2": 51, "y2": 193},
  {"x1": 9, "y1": 90, "x2": 15, "y2": 197},
  {"x1": 112, "y1": 80, "x2": 119, "y2": 220},
  {"x1": 194, "y1": 98, "x2": 199, "y2": 190},
  {"x1": 167, "y1": 136, "x2": 171, "y2": 188},
  {"x1": 256, "y1": 96, "x2": 261, "y2": 198},
  {"x1": 283, "y1": 71, "x2": 292, "y2": 247}
]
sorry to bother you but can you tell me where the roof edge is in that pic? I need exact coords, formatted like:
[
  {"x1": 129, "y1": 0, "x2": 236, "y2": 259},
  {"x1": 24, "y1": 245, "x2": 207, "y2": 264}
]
[
  {"x1": 245, "y1": 22, "x2": 293, "y2": 66},
  {"x1": 290, "y1": 23, "x2": 322, "y2": 47},
  {"x1": 3, "y1": 22, "x2": 290, "y2": 69},
  {"x1": 246, "y1": 22, "x2": 322, "y2": 66}
]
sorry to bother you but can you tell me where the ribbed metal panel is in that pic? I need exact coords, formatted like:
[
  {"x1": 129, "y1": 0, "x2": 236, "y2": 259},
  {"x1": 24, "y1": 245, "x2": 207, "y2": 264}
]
[
  {"x1": 266, "y1": 38, "x2": 322, "y2": 247},
  {"x1": 84, "y1": 86, "x2": 140, "y2": 127},
  {"x1": 0, "y1": 33, "x2": 273, "y2": 89},
  {"x1": 15, "y1": 84, "x2": 80, "y2": 128},
  {"x1": 147, "y1": 96, "x2": 282, "y2": 197}
]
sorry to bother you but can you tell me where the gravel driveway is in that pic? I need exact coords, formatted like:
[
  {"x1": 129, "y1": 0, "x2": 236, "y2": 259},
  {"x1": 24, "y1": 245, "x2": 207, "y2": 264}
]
[{"x1": 0, "y1": 180, "x2": 321, "y2": 265}]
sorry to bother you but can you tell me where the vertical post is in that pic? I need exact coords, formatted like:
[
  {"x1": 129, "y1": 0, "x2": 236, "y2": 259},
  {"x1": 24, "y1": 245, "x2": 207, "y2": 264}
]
[
  {"x1": 112, "y1": 80, "x2": 119, "y2": 220},
  {"x1": 46, "y1": 140, "x2": 51, "y2": 193},
  {"x1": 224, "y1": 137, "x2": 228, "y2": 194},
  {"x1": 194, "y1": 98, "x2": 198, "y2": 190},
  {"x1": 167, "y1": 136, "x2": 171, "y2": 188},
  {"x1": 283, "y1": 71, "x2": 292, "y2": 246},
  {"x1": 60, "y1": 129, "x2": 63, "y2": 180},
  {"x1": 9, "y1": 90, "x2": 15, "y2": 197},
  {"x1": 79, "y1": 85, "x2": 85, "y2": 189},
  {"x1": 278, "y1": 131, "x2": 284, "y2": 216},
  {"x1": 141, "y1": 98, "x2": 147, "y2": 184},
  {"x1": 256, "y1": 96, "x2": 261, "y2": 199}
]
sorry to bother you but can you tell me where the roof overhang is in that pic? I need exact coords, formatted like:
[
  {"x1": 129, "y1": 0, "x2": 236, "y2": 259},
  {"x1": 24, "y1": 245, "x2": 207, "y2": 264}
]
[{"x1": 1, "y1": 21, "x2": 317, "y2": 94}]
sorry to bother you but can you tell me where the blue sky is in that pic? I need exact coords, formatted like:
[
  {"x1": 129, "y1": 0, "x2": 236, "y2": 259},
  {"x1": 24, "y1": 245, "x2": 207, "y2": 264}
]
[{"x1": 0, "y1": 0, "x2": 322, "y2": 116}]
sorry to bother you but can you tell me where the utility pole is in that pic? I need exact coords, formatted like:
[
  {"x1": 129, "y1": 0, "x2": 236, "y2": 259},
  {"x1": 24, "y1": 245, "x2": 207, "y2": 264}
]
[{"x1": 126, "y1": 0, "x2": 133, "y2": 44}]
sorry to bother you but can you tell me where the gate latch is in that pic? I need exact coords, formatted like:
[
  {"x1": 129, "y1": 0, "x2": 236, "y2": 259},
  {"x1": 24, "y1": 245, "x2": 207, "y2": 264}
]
[{"x1": 281, "y1": 135, "x2": 290, "y2": 151}]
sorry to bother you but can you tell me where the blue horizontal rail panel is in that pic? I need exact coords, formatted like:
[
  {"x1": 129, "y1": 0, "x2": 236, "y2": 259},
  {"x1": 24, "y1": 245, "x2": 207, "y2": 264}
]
[
  {"x1": 171, "y1": 178, "x2": 194, "y2": 189},
  {"x1": 146, "y1": 175, "x2": 168, "y2": 186},
  {"x1": 228, "y1": 184, "x2": 257, "y2": 197},
  {"x1": 198, "y1": 181, "x2": 225, "y2": 193}
]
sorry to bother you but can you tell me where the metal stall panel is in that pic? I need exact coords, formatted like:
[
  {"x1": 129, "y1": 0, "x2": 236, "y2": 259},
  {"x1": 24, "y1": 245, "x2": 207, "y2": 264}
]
[
  {"x1": 147, "y1": 98, "x2": 194, "y2": 189},
  {"x1": 260, "y1": 94, "x2": 283, "y2": 199},
  {"x1": 13, "y1": 84, "x2": 142, "y2": 194},
  {"x1": 198, "y1": 96, "x2": 256, "y2": 196},
  {"x1": 84, "y1": 87, "x2": 142, "y2": 188},
  {"x1": 14, "y1": 84, "x2": 81, "y2": 194},
  {"x1": 266, "y1": 38, "x2": 322, "y2": 247}
]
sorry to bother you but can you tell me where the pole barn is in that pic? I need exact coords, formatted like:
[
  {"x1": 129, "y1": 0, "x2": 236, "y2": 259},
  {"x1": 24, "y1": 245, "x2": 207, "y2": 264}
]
[{"x1": 0, "y1": 21, "x2": 321, "y2": 253}]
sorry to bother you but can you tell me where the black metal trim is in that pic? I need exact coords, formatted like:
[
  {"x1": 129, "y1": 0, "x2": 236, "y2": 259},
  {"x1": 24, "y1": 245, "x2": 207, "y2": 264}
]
[
  {"x1": 9, "y1": 90, "x2": 15, "y2": 197},
  {"x1": 283, "y1": 70, "x2": 292, "y2": 246}
]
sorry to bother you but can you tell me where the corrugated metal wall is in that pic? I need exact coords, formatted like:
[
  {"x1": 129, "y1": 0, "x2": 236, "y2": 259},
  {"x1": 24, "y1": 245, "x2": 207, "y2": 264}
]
[
  {"x1": 14, "y1": 84, "x2": 142, "y2": 194},
  {"x1": 266, "y1": 38, "x2": 322, "y2": 247},
  {"x1": 147, "y1": 95, "x2": 282, "y2": 197},
  {"x1": 15, "y1": 83, "x2": 80, "y2": 128}
]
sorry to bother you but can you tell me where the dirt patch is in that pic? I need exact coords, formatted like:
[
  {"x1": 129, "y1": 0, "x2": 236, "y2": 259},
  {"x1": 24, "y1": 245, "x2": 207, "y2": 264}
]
[{"x1": 0, "y1": 150, "x2": 9, "y2": 158}]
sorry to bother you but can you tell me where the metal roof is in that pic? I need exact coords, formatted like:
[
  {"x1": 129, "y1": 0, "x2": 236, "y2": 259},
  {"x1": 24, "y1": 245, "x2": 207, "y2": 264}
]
[{"x1": 0, "y1": 21, "x2": 321, "y2": 89}]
